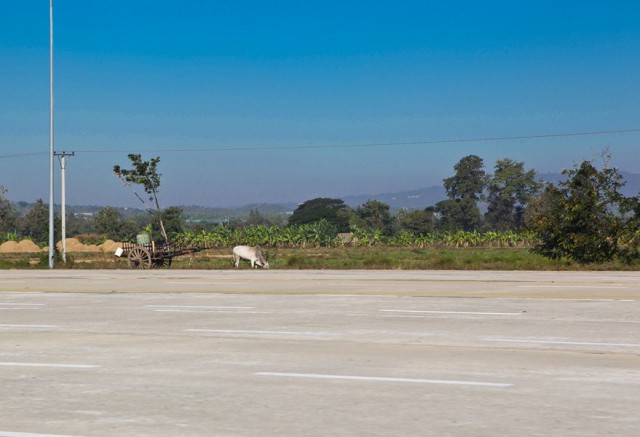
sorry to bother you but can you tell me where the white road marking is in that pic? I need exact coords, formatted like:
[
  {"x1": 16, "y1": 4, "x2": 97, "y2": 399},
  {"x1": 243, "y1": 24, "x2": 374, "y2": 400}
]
[
  {"x1": 381, "y1": 310, "x2": 522, "y2": 316},
  {"x1": 166, "y1": 281, "x2": 248, "y2": 285},
  {"x1": 156, "y1": 310, "x2": 272, "y2": 314},
  {"x1": 495, "y1": 297, "x2": 638, "y2": 302},
  {"x1": 484, "y1": 338, "x2": 640, "y2": 348},
  {"x1": 145, "y1": 305, "x2": 255, "y2": 309},
  {"x1": 517, "y1": 285, "x2": 628, "y2": 289},
  {"x1": 0, "y1": 324, "x2": 59, "y2": 329},
  {"x1": 0, "y1": 362, "x2": 99, "y2": 369},
  {"x1": 0, "y1": 303, "x2": 44, "y2": 310},
  {"x1": 185, "y1": 329, "x2": 341, "y2": 336},
  {"x1": 0, "y1": 308, "x2": 43, "y2": 311},
  {"x1": 0, "y1": 431, "x2": 83, "y2": 437},
  {"x1": 256, "y1": 372, "x2": 512, "y2": 387}
]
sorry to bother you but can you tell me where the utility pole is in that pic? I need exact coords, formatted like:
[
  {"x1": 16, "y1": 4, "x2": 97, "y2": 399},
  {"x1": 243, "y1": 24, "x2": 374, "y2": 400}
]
[
  {"x1": 55, "y1": 151, "x2": 74, "y2": 263},
  {"x1": 48, "y1": 0, "x2": 55, "y2": 268}
]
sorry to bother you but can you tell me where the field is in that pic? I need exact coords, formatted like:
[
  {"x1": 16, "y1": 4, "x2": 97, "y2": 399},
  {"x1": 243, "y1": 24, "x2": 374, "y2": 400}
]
[{"x1": 2, "y1": 246, "x2": 640, "y2": 271}]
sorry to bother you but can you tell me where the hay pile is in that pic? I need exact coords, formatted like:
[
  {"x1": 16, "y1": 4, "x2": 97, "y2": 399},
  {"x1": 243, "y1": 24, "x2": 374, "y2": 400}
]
[
  {"x1": 54, "y1": 238, "x2": 123, "y2": 253},
  {"x1": 99, "y1": 239, "x2": 121, "y2": 252},
  {"x1": 0, "y1": 241, "x2": 19, "y2": 253},
  {"x1": 1, "y1": 238, "x2": 123, "y2": 253},
  {"x1": 56, "y1": 238, "x2": 100, "y2": 253},
  {"x1": 0, "y1": 240, "x2": 43, "y2": 253}
]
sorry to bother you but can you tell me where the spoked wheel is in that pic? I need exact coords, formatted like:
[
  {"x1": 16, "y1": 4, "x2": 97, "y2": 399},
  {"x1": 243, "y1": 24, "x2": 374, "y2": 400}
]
[
  {"x1": 152, "y1": 257, "x2": 172, "y2": 268},
  {"x1": 128, "y1": 246, "x2": 152, "y2": 269}
]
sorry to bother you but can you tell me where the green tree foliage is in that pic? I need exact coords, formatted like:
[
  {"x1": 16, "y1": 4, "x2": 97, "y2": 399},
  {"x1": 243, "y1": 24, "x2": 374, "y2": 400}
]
[
  {"x1": 94, "y1": 207, "x2": 138, "y2": 241},
  {"x1": 246, "y1": 208, "x2": 271, "y2": 226},
  {"x1": 397, "y1": 207, "x2": 435, "y2": 235},
  {"x1": 95, "y1": 207, "x2": 124, "y2": 239},
  {"x1": 65, "y1": 214, "x2": 97, "y2": 237},
  {"x1": 113, "y1": 154, "x2": 168, "y2": 243},
  {"x1": 0, "y1": 186, "x2": 19, "y2": 237},
  {"x1": 485, "y1": 158, "x2": 541, "y2": 230},
  {"x1": 436, "y1": 155, "x2": 487, "y2": 231},
  {"x1": 288, "y1": 198, "x2": 350, "y2": 231},
  {"x1": 158, "y1": 206, "x2": 185, "y2": 239},
  {"x1": 526, "y1": 160, "x2": 640, "y2": 263},
  {"x1": 354, "y1": 200, "x2": 394, "y2": 235},
  {"x1": 20, "y1": 199, "x2": 51, "y2": 244}
]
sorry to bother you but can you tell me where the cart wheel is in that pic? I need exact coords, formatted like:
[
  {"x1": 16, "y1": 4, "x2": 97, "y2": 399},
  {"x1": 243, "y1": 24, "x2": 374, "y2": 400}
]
[
  {"x1": 128, "y1": 247, "x2": 152, "y2": 269},
  {"x1": 152, "y1": 257, "x2": 172, "y2": 268}
]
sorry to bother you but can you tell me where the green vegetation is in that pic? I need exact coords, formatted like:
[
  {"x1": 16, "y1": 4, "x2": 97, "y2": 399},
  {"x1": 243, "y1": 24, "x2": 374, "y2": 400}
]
[
  {"x1": 173, "y1": 225, "x2": 538, "y2": 249},
  {"x1": 527, "y1": 159, "x2": 640, "y2": 264},
  {"x1": 4, "y1": 246, "x2": 637, "y2": 271},
  {"x1": 2, "y1": 152, "x2": 640, "y2": 268},
  {"x1": 113, "y1": 154, "x2": 169, "y2": 243}
]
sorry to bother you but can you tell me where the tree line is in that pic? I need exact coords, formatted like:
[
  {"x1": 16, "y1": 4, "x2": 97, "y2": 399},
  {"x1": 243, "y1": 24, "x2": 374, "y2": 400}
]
[{"x1": 2, "y1": 153, "x2": 639, "y2": 263}]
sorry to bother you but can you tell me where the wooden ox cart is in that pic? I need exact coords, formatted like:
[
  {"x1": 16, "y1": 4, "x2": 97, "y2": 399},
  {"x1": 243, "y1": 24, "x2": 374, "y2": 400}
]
[{"x1": 117, "y1": 241, "x2": 205, "y2": 269}]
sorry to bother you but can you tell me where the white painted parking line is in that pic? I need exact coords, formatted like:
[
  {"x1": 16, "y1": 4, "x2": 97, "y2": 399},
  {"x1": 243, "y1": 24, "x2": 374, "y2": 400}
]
[
  {"x1": 0, "y1": 308, "x2": 43, "y2": 311},
  {"x1": 146, "y1": 305, "x2": 255, "y2": 309},
  {"x1": 517, "y1": 285, "x2": 628, "y2": 289},
  {"x1": 156, "y1": 310, "x2": 272, "y2": 314},
  {"x1": 256, "y1": 372, "x2": 512, "y2": 388},
  {"x1": 483, "y1": 338, "x2": 640, "y2": 348},
  {"x1": 495, "y1": 297, "x2": 638, "y2": 302},
  {"x1": 0, "y1": 303, "x2": 44, "y2": 310},
  {"x1": 0, "y1": 324, "x2": 59, "y2": 329},
  {"x1": 0, "y1": 431, "x2": 83, "y2": 437},
  {"x1": 0, "y1": 362, "x2": 99, "y2": 369},
  {"x1": 166, "y1": 281, "x2": 248, "y2": 285},
  {"x1": 381, "y1": 310, "x2": 522, "y2": 316},
  {"x1": 185, "y1": 329, "x2": 341, "y2": 336}
]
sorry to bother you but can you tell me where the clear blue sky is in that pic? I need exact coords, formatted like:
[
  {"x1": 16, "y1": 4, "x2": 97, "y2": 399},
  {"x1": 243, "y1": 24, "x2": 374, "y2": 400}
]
[{"x1": 1, "y1": 0, "x2": 639, "y2": 207}]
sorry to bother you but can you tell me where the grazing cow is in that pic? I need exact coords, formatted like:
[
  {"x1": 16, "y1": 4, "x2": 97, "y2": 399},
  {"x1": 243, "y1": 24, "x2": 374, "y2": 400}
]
[{"x1": 232, "y1": 245, "x2": 270, "y2": 269}]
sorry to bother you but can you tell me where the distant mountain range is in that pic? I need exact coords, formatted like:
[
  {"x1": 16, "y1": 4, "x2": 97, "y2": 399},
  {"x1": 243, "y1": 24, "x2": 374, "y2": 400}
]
[
  {"x1": 14, "y1": 172, "x2": 640, "y2": 217},
  {"x1": 341, "y1": 186, "x2": 447, "y2": 210},
  {"x1": 538, "y1": 171, "x2": 640, "y2": 197},
  {"x1": 342, "y1": 170, "x2": 640, "y2": 211}
]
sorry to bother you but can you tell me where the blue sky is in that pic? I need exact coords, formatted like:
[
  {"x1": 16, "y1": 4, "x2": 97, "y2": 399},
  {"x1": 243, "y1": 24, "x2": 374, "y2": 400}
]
[{"x1": 1, "y1": 0, "x2": 639, "y2": 207}]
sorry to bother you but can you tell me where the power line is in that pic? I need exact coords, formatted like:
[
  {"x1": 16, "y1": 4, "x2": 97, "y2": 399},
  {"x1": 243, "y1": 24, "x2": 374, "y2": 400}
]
[
  {"x1": 1, "y1": 128, "x2": 639, "y2": 159},
  {"x1": 0, "y1": 151, "x2": 49, "y2": 159}
]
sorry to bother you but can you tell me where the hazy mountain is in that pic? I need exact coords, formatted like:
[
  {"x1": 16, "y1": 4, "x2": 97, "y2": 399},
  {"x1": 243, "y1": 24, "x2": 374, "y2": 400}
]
[
  {"x1": 11, "y1": 172, "x2": 640, "y2": 217},
  {"x1": 538, "y1": 171, "x2": 640, "y2": 196},
  {"x1": 341, "y1": 186, "x2": 447, "y2": 210}
]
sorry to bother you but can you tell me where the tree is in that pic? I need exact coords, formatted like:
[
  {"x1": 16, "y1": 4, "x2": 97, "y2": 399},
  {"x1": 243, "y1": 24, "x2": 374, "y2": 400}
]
[
  {"x1": 246, "y1": 208, "x2": 271, "y2": 226},
  {"x1": 288, "y1": 198, "x2": 350, "y2": 231},
  {"x1": 95, "y1": 207, "x2": 124, "y2": 239},
  {"x1": 0, "y1": 186, "x2": 18, "y2": 237},
  {"x1": 485, "y1": 158, "x2": 541, "y2": 230},
  {"x1": 93, "y1": 207, "x2": 137, "y2": 241},
  {"x1": 113, "y1": 154, "x2": 168, "y2": 243},
  {"x1": 436, "y1": 155, "x2": 486, "y2": 231},
  {"x1": 526, "y1": 160, "x2": 638, "y2": 263},
  {"x1": 354, "y1": 200, "x2": 394, "y2": 235},
  {"x1": 397, "y1": 207, "x2": 435, "y2": 235},
  {"x1": 21, "y1": 199, "x2": 50, "y2": 244},
  {"x1": 443, "y1": 155, "x2": 486, "y2": 201},
  {"x1": 158, "y1": 206, "x2": 184, "y2": 238}
]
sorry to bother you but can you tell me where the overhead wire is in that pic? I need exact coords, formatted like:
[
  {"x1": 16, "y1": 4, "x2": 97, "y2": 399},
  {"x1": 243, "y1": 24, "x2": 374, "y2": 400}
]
[{"x1": 1, "y1": 128, "x2": 639, "y2": 159}]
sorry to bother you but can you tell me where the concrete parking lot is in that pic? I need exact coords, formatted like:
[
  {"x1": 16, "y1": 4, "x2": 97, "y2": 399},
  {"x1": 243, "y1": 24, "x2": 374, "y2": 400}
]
[{"x1": 0, "y1": 270, "x2": 639, "y2": 436}]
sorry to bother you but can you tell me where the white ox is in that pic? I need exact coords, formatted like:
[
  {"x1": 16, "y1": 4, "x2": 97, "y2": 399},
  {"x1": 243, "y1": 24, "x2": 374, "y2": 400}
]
[{"x1": 232, "y1": 245, "x2": 270, "y2": 269}]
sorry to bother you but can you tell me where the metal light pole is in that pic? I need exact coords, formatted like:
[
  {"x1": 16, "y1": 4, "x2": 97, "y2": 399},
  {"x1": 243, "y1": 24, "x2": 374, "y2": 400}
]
[
  {"x1": 55, "y1": 151, "x2": 74, "y2": 263},
  {"x1": 48, "y1": 0, "x2": 55, "y2": 268}
]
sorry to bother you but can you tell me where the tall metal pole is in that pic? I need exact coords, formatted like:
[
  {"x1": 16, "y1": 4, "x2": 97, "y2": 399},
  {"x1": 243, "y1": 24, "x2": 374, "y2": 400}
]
[
  {"x1": 55, "y1": 151, "x2": 74, "y2": 263},
  {"x1": 60, "y1": 155, "x2": 65, "y2": 262},
  {"x1": 48, "y1": 0, "x2": 55, "y2": 268}
]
